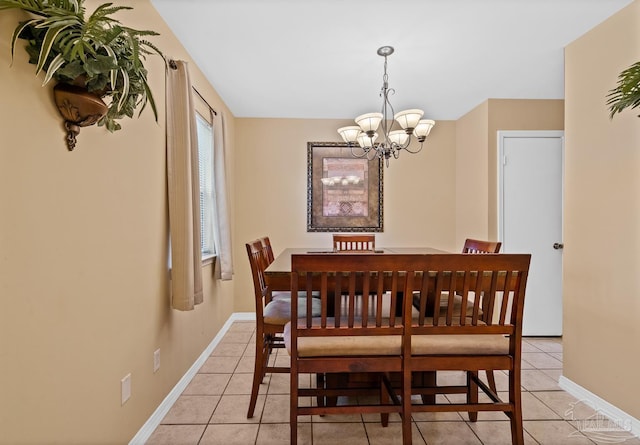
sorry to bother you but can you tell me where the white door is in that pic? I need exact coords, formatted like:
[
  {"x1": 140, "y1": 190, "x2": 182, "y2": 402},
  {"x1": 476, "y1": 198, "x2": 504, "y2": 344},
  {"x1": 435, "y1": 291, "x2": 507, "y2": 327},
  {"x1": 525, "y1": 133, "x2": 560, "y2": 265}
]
[{"x1": 499, "y1": 131, "x2": 564, "y2": 336}]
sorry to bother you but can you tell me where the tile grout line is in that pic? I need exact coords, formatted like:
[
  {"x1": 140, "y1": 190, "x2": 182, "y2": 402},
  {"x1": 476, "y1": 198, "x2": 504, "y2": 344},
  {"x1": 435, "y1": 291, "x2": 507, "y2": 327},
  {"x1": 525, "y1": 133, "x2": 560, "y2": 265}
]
[{"x1": 151, "y1": 324, "x2": 594, "y2": 445}]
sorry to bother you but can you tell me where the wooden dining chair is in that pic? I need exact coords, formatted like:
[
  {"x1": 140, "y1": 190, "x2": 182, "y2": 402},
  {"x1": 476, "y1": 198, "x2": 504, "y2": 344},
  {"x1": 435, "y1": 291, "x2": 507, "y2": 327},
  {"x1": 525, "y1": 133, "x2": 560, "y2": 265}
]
[
  {"x1": 462, "y1": 238, "x2": 502, "y2": 255},
  {"x1": 245, "y1": 239, "x2": 321, "y2": 418},
  {"x1": 258, "y1": 236, "x2": 292, "y2": 301},
  {"x1": 413, "y1": 238, "x2": 503, "y2": 394},
  {"x1": 286, "y1": 253, "x2": 415, "y2": 445},
  {"x1": 333, "y1": 233, "x2": 376, "y2": 251},
  {"x1": 405, "y1": 253, "x2": 531, "y2": 445},
  {"x1": 462, "y1": 238, "x2": 502, "y2": 393}
]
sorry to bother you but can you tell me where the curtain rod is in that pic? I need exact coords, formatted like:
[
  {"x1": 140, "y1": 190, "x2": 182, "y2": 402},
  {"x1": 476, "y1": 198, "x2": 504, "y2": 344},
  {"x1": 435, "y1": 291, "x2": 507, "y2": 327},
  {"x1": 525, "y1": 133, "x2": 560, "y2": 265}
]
[
  {"x1": 192, "y1": 87, "x2": 218, "y2": 116},
  {"x1": 169, "y1": 59, "x2": 217, "y2": 116}
]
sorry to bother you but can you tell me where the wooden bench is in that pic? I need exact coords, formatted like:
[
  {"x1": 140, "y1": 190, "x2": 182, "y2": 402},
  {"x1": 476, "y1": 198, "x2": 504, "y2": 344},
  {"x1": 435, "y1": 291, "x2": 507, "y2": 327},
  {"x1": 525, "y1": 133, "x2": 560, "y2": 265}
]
[{"x1": 286, "y1": 252, "x2": 531, "y2": 445}]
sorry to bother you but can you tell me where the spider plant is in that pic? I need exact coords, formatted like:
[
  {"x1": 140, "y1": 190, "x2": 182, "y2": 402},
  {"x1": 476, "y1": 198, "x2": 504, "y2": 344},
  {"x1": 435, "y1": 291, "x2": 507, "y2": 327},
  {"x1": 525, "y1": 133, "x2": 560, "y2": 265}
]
[
  {"x1": 0, "y1": 0, "x2": 165, "y2": 131},
  {"x1": 607, "y1": 61, "x2": 640, "y2": 118}
]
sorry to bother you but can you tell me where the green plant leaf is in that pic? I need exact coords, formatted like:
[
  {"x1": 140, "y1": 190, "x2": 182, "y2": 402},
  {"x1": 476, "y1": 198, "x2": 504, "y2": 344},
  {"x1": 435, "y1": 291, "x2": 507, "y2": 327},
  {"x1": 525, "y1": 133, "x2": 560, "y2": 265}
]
[
  {"x1": 67, "y1": 0, "x2": 80, "y2": 13},
  {"x1": 607, "y1": 61, "x2": 640, "y2": 118},
  {"x1": 55, "y1": 59, "x2": 84, "y2": 80},
  {"x1": 86, "y1": 74, "x2": 109, "y2": 93},
  {"x1": 90, "y1": 3, "x2": 130, "y2": 21},
  {"x1": 42, "y1": 52, "x2": 65, "y2": 84},
  {"x1": 35, "y1": 23, "x2": 72, "y2": 74},
  {"x1": 10, "y1": 19, "x2": 39, "y2": 63},
  {"x1": 36, "y1": 16, "x2": 80, "y2": 29},
  {"x1": 140, "y1": 38, "x2": 164, "y2": 61},
  {"x1": 116, "y1": 66, "x2": 129, "y2": 112},
  {"x1": 0, "y1": 1, "x2": 46, "y2": 14},
  {"x1": 141, "y1": 78, "x2": 158, "y2": 121},
  {"x1": 84, "y1": 53, "x2": 117, "y2": 75}
]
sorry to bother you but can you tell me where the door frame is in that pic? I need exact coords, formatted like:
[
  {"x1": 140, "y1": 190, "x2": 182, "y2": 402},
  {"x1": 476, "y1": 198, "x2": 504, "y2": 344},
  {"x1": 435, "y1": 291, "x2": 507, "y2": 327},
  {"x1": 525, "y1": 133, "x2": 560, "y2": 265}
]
[
  {"x1": 498, "y1": 130, "x2": 564, "y2": 335},
  {"x1": 497, "y1": 130, "x2": 565, "y2": 245}
]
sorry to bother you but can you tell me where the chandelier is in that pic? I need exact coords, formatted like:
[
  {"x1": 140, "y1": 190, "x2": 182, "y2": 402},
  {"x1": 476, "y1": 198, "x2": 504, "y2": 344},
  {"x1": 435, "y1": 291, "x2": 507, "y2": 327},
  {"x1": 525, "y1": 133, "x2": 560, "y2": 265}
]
[{"x1": 338, "y1": 46, "x2": 435, "y2": 167}]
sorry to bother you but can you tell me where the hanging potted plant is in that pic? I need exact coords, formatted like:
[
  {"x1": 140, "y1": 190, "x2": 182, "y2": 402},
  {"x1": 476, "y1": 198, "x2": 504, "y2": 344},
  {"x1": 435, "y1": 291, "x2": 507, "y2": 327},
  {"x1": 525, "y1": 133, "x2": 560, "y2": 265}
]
[{"x1": 0, "y1": 0, "x2": 165, "y2": 150}]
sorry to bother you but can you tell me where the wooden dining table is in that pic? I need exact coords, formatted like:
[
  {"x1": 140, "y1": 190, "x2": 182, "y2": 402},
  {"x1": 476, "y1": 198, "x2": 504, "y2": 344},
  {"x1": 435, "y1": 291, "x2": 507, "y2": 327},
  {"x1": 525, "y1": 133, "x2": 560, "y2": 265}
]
[
  {"x1": 264, "y1": 246, "x2": 449, "y2": 291},
  {"x1": 266, "y1": 246, "x2": 449, "y2": 405}
]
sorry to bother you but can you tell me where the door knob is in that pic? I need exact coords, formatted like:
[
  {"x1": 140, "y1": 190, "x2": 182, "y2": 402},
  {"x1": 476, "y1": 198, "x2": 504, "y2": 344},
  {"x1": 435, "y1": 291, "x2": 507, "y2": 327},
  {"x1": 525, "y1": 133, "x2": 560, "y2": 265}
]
[{"x1": 553, "y1": 243, "x2": 564, "y2": 250}]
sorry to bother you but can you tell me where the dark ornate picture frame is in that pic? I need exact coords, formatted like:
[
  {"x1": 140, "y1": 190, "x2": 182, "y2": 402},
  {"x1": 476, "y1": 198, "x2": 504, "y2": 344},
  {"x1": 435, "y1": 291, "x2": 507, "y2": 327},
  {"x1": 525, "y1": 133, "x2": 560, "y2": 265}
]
[{"x1": 307, "y1": 141, "x2": 383, "y2": 232}]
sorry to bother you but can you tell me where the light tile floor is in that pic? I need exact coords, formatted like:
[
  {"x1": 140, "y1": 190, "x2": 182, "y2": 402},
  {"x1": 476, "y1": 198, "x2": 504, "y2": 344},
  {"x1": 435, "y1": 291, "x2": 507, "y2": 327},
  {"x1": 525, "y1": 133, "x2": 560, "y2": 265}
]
[{"x1": 146, "y1": 322, "x2": 639, "y2": 445}]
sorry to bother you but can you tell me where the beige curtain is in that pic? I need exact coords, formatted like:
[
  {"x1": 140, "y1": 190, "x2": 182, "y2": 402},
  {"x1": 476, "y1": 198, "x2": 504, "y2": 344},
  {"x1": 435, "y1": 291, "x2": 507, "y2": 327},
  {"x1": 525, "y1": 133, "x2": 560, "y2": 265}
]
[
  {"x1": 211, "y1": 110, "x2": 234, "y2": 280},
  {"x1": 166, "y1": 60, "x2": 203, "y2": 310}
]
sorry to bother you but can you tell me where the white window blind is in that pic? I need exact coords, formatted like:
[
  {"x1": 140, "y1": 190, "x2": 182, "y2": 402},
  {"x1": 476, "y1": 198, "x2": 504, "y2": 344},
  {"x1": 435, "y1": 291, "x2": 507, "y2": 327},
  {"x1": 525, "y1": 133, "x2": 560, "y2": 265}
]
[{"x1": 196, "y1": 112, "x2": 215, "y2": 259}]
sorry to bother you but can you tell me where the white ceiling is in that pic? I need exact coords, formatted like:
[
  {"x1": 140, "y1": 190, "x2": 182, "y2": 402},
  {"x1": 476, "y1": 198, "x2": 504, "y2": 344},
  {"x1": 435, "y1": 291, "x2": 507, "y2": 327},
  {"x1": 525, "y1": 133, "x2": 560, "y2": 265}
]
[{"x1": 151, "y1": 0, "x2": 633, "y2": 121}]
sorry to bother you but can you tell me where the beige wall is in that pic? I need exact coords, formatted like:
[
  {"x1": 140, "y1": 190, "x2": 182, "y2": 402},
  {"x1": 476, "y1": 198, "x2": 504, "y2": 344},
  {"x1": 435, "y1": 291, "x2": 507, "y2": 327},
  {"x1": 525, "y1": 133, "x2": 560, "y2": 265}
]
[
  {"x1": 0, "y1": 1, "x2": 236, "y2": 443},
  {"x1": 233, "y1": 118, "x2": 457, "y2": 312},
  {"x1": 487, "y1": 99, "x2": 564, "y2": 237},
  {"x1": 564, "y1": 0, "x2": 640, "y2": 419},
  {"x1": 455, "y1": 99, "x2": 564, "y2": 246},
  {"x1": 455, "y1": 101, "x2": 489, "y2": 247}
]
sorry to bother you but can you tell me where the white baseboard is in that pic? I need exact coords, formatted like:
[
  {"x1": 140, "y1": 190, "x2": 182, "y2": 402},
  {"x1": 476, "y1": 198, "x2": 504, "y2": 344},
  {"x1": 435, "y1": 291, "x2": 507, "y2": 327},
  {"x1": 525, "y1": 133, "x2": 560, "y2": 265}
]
[
  {"x1": 129, "y1": 312, "x2": 256, "y2": 445},
  {"x1": 559, "y1": 375, "x2": 640, "y2": 439}
]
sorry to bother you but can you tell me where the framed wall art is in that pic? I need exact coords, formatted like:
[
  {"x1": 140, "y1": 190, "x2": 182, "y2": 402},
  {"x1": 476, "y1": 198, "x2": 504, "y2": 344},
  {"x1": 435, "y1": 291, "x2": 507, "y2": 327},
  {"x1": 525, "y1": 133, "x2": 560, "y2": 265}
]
[{"x1": 307, "y1": 142, "x2": 383, "y2": 232}]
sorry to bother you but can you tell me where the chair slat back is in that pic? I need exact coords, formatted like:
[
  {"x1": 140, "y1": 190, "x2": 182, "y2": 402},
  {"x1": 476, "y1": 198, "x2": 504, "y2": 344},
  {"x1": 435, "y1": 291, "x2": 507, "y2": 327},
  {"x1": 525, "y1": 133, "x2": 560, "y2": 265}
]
[
  {"x1": 290, "y1": 254, "x2": 422, "y2": 342},
  {"x1": 462, "y1": 238, "x2": 502, "y2": 254},
  {"x1": 408, "y1": 254, "x2": 530, "y2": 336},
  {"x1": 260, "y1": 236, "x2": 275, "y2": 264},
  {"x1": 246, "y1": 239, "x2": 271, "y2": 308},
  {"x1": 333, "y1": 234, "x2": 376, "y2": 252}
]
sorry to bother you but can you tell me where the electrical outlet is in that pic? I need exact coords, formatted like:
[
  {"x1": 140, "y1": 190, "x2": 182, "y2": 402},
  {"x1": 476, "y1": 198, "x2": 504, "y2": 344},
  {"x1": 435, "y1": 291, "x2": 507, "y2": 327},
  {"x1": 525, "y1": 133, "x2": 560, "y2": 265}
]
[
  {"x1": 153, "y1": 348, "x2": 161, "y2": 373},
  {"x1": 121, "y1": 373, "x2": 131, "y2": 405}
]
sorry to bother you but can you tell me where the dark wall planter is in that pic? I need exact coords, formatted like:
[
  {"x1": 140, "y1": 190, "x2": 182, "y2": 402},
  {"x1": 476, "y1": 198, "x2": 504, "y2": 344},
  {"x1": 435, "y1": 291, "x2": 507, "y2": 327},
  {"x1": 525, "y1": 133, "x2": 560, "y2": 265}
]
[{"x1": 53, "y1": 83, "x2": 108, "y2": 151}]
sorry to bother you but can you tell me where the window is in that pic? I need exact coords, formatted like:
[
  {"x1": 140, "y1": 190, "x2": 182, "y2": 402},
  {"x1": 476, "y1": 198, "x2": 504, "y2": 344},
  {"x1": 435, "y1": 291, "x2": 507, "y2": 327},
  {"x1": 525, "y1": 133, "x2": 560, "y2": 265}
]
[{"x1": 196, "y1": 112, "x2": 215, "y2": 259}]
